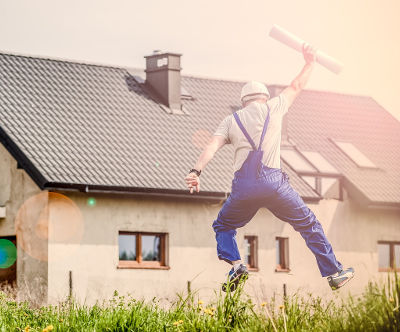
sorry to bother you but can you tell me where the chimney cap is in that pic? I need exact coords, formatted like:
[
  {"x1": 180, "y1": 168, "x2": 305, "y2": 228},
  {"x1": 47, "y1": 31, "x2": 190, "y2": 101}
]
[{"x1": 144, "y1": 51, "x2": 182, "y2": 58}]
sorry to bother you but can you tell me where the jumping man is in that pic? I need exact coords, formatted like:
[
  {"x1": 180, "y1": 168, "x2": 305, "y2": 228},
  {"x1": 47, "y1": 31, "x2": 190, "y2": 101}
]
[{"x1": 184, "y1": 44, "x2": 354, "y2": 292}]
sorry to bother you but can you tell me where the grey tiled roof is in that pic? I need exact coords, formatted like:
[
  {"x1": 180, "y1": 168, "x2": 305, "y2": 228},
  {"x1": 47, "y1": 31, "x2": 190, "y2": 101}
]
[
  {"x1": 0, "y1": 52, "x2": 398, "y2": 205},
  {"x1": 283, "y1": 87, "x2": 400, "y2": 205}
]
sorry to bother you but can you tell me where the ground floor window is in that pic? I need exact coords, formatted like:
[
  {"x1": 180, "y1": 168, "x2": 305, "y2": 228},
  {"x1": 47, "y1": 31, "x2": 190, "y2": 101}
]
[
  {"x1": 244, "y1": 236, "x2": 258, "y2": 270},
  {"x1": 276, "y1": 237, "x2": 290, "y2": 272},
  {"x1": 378, "y1": 241, "x2": 400, "y2": 272},
  {"x1": 118, "y1": 232, "x2": 168, "y2": 269}
]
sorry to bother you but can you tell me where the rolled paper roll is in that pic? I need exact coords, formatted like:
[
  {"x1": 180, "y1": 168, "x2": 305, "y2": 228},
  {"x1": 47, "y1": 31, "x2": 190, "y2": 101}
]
[{"x1": 269, "y1": 24, "x2": 343, "y2": 74}]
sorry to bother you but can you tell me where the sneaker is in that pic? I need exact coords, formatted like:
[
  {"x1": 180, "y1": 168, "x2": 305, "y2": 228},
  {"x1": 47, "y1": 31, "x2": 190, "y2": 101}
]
[
  {"x1": 222, "y1": 264, "x2": 249, "y2": 292},
  {"x1": 327, "y1": 267, "x2": 355, "y2": 290}
]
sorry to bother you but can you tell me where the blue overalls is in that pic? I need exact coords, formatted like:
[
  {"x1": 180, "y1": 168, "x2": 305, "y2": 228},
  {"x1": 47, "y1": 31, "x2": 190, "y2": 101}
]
[{"x1": 212, "y1": 107, "x2": 343, "y2": 277}]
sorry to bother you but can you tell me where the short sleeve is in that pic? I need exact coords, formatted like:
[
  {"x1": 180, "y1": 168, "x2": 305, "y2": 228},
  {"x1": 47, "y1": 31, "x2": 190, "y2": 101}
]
[
  {"x1": 276, "y1": 93, "x2": 289, "y2": 116},
  {"x1": 213, "y1": 115, "x2": 232, "y2": 144}
]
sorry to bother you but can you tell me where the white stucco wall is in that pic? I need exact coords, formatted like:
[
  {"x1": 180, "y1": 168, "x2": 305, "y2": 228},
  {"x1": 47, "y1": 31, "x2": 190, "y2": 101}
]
[{"x1": 47, "y1": 190, "x2": 400, "y2": 306}]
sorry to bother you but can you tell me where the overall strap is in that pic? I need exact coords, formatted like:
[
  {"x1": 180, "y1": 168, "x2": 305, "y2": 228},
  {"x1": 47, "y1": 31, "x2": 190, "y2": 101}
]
[
  {"x1": 257, "y1": 105, "x2": 271, "y2": 151},
  {"x1": 233, "y1": 112, "x2": 257, "y2": 151}
]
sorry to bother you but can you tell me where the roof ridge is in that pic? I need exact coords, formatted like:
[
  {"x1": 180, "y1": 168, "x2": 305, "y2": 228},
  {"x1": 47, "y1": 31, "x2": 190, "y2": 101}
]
[
  {"x1": 0, "y1": 50, "x2": 126, "y2": 71},
  {"x1": 182, "y1": 73, "x2": 248, "y2": 84},
  {"x1": 268, "y1": 83, "x2": 375, "y2": 100}
]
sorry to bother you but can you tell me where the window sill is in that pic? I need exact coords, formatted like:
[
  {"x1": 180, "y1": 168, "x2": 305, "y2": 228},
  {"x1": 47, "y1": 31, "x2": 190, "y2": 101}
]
[
  {"x1": 248, "y1": 267, "x2": 259, "y2": 272},
  {"x1": 117, "y1": 264, "x2": 170, "y2": 270},
  {"x1": 378, "y1": 268, "x2": 400, "y2": 272},
  {"x1": 275, "y1": 268, "x2": 291, "y2": 273}
]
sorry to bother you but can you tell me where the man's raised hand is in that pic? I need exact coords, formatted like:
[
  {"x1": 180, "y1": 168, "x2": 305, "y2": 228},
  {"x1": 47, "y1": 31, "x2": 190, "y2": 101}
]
[{"x1": 302, "y1": 43, "x2": 317, "y2": 64}]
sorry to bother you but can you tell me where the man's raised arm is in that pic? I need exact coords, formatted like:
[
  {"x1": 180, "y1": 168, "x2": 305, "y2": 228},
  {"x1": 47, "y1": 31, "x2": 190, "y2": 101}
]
[
  {"x1": 184, "y1": 135, "x2": 226, "y2": 194},
  {"x1": 281, "y1": 44, "x2": 317, "y2": 108}
]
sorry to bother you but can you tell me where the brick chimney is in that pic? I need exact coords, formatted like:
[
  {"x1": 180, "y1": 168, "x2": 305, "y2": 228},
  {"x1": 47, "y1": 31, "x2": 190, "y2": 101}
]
[{"x1": 144, "y1": 51, "x2": 182, "y2": 111}]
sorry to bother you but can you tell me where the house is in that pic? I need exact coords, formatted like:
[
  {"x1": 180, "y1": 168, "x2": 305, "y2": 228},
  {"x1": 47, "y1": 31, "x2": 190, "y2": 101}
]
[{"x1": 0, "y1": 51, "x2": 399, "y2": 305}]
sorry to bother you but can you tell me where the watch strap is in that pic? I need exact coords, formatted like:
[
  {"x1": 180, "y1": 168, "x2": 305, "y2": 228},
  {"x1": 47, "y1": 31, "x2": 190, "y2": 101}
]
[{"x1": 189, "y1": 168, "x2": 201, "y2": 176}]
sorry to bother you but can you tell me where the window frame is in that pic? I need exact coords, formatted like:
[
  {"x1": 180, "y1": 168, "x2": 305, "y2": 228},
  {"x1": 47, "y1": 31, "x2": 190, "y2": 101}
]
[
  {"x1": 378, "y1": 241, "x2": 400, "y2": 272},
  {"x1": 275, "y1": 237, "x2": 290, "y2": 273},
  {"x1": 244, "y1": 235, "x2": 258, "y2": 271},
  {"x1": 118, "y1": 231, "x2": 169, "y2": 270},
  {"x1": 281, "y1": 146, "x2": 343, "y2": 200}
]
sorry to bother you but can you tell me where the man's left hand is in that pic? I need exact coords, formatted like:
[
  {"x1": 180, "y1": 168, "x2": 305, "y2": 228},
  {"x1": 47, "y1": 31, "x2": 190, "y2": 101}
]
[{"x1": 184, "y1": 173, "x2": 200, "y2": 194}]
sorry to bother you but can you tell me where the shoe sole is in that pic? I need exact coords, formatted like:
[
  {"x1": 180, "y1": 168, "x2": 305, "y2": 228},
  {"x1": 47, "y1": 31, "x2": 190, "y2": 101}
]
[
  {"x1": 222, "y1": 272, "x2": 248, "y2": 292},
  {"x1": 331, "y1": 272, "x2": 355, "y2": 290}
]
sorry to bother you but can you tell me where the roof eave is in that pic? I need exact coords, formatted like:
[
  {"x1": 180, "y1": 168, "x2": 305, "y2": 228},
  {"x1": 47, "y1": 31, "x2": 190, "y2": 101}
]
[
  {"x1": 365, "y1": 202, "x2": 400, "y2": 210},
  {"x1": 43, "y1": 182, "x2": 321, "y2": 204},
  {"x1": 0, "y1": 126, "x2": 47, "y2": 189},
  {"x1": 43, "y1": 182, "x2": 228, "y2": 202},
  {"x1": 343, "y1": 178, "x2": 400, "y2": 210}
]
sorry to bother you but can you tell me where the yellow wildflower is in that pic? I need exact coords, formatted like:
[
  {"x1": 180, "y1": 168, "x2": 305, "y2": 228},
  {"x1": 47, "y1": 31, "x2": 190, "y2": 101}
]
[
  {"x1": 261, "y1": 302, "x2": 267, "y2": 307},
  {"x1": 42, "y1": 325, "x2": 54, "y2": 332},
  {"x1": 389, "y1": 297, "x2": 394, "y2": 302},
  {"x1": 279, "y1": 305, "x2": 284, "y2": 310},
  {"x1": 24, "y1": 326, "x2": 30, "y2": 332},
  {"x1": 198, "y1": 300, "x2": 204, "y2": 305},
  {"x1": 203, "y1": 308, "x2": 214, "y2": 316},
  {"x1": 173, "y1": 320, "x2": 183, "y2": 326}
]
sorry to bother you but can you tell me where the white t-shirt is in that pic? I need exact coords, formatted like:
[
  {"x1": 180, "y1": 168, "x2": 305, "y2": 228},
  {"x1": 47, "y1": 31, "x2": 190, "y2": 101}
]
[{"x1": 214, "y1": 94, "x2": 289, "y2": 172}]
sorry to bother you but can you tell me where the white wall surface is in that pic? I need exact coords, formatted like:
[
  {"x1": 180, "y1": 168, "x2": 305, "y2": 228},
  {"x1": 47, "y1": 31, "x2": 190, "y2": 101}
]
[{"x1": 47, "y1": 191, "x2": 400, "y2": 306}]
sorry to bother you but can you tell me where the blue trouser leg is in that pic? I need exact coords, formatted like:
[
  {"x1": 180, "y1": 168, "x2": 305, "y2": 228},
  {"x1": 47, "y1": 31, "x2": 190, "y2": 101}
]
[
  {"x1": 212, "y1": 193, "x2": 259, "y2": 264},
  {"x1": 267, "y1": 174, "x2": 343, "y2": 277}
]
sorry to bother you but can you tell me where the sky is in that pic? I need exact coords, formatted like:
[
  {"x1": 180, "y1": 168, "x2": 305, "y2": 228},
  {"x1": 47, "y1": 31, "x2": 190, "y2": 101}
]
[{"x1": 1, "y1": 0, "x2": 399, "y2": 120}]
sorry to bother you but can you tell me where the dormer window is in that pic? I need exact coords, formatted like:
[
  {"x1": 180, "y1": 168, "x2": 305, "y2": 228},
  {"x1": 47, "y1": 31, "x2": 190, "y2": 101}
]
[
  {"x1": 331, "y1": 140, "x2": 377, "y2": 169},
  {"x1": 281, "y1": 147, "x2": 342, "y2": 199}
]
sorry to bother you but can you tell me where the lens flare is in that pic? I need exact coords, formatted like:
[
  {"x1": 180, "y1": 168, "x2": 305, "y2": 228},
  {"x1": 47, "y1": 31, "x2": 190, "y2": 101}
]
[
  {"x1": 15, "y1": 191, "x2": 84, "y2": 262},
  {"x1": 87, "y1": 197, "x2": 96, "y2": 207},
  {"x1": 0, "y1": 239, "x2": 17, "y2": 269}
]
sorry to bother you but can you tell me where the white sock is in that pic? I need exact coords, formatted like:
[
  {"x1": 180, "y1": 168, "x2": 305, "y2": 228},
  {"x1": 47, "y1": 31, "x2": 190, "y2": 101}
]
[
  {"x1": 233, "y1": 262, "x2": 242, "y2": 271},
  {"x1": 329, "y1": 271, "x2": 340, "y2": 278}
]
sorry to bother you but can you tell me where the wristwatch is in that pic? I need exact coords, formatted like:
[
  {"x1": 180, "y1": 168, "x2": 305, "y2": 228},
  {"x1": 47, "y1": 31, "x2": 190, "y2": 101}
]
[{"x1": 189, "y1": 168, "x2": 201, "y2": 177}]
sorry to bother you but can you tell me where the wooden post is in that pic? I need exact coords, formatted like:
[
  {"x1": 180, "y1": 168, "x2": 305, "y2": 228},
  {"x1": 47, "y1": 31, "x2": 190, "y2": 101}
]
[{"x1": 69, "y1": 271, "x2": 73, "y2": 298}]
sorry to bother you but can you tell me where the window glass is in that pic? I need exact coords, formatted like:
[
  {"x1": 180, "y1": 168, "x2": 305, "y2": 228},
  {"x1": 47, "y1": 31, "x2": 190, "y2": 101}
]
[
  {"x1": 244, "y1": 237, "x2": 251, "y2": 266},
  {"x1": 244, "y1": 236, "x2": 257, "y2": 268},
  {"x1": 281, "y1": 149, "x2": 316, "y2": 173},
  {"x1": 276, "y1": 237, "x2": 289, "y2": 269},
  {"x1": 142, "y1": 235, "x2": 161, "y2": 261},
  {"x1": 333, "y1": 140, "x2": 377, "y2": 168},
  {"x1": 321, "y1": 178, "x2": 338, "y2": 195},
  {"x1": 119, "y1": 234, "x2": 136, "y2": 261},
  {"x1": 301, "y1": 151, "x2": 340, "y2": 174},
  {"x1": 276, "y1": 238, "x2": 280, "y2": 265},
  {"x1": 378, "y1": 243, "x2": 390, "y2": 269},
  {"x1": 395, "y1": 245, "x2": 400, "y2": 270},
  {"x1": 302, "y1": 176, "x2": 317, "y2": 189}
]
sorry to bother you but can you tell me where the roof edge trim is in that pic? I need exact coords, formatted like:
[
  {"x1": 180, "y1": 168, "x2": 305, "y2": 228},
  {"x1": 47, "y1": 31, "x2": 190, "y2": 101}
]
[
  {"x1": 43, "y1": 182, "x2": 321, "y2": 203},
  {"x1": 0, "y1": 126, "x2": 47, "y2": 189}
]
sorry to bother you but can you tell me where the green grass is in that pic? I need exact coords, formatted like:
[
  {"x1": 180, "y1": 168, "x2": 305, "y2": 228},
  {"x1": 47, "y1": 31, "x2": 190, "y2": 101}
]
[{"x1": 1, "y1": 272, "x2": 399, "y2": 332}]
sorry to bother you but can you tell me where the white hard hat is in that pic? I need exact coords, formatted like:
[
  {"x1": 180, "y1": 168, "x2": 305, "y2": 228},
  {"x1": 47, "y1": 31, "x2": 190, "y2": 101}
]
[{"x1": 240, "y1": 81, "x2": 270, "y2": 102}]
